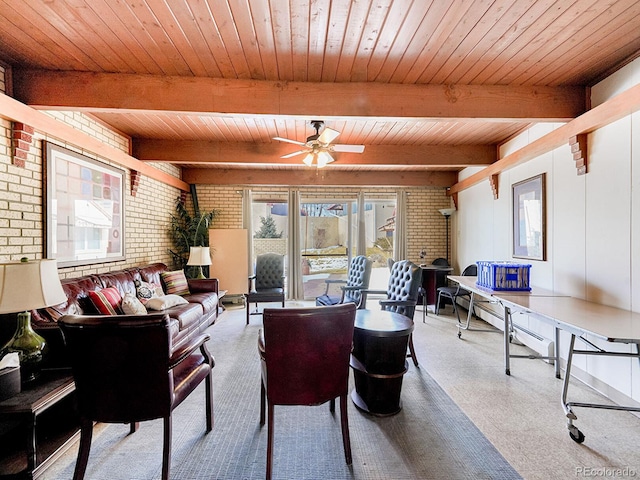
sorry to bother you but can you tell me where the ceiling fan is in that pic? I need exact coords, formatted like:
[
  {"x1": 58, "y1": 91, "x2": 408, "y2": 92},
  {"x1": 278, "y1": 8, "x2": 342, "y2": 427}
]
[{"x1": 273, "y1": 120, "x2": 365, "y2": 168}]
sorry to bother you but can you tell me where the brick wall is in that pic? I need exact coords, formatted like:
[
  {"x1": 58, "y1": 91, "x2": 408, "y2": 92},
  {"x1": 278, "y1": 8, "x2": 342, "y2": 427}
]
[{"x1": 0, "y1": 68, "x2": 182, "y2": 278}]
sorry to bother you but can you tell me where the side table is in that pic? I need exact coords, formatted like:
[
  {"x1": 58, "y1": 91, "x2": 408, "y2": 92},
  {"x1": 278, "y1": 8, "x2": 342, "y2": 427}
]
[
  {"x1": 0, "y1": 370, "x2": 78, "y2": 479},
  {"x1": 350, "y1": 309, "x2": 414, "y2": 416}
]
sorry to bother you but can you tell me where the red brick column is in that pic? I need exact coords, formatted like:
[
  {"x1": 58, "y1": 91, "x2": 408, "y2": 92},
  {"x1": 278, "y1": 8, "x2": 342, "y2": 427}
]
[{"x1": 12, "y1": 122, "x2": 34, "y2": 168}]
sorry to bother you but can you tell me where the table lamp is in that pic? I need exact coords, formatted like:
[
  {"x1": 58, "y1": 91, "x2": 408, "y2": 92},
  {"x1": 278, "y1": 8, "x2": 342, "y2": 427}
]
[
  {"x1": 0, "y1": 258, "x2": 66, "y2": 384},
  {"x1": 187, "y1": 246, "x2": 212, "y2": 279}
]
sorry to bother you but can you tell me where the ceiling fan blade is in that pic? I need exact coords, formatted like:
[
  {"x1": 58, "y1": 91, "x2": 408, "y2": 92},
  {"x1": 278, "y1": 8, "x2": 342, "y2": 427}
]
[
  {"x1": 273, "y1": 136, "x2": 306, "y2": 146},
  {"x1": 332, "y1": 144, "x2": 365, "y2": 153},
  {"x1": 281, "y1": 149, "x2": 308, "y2": 159},
  {"x1": 317, "y1": 127, "x2": 340, "y2": 144}
]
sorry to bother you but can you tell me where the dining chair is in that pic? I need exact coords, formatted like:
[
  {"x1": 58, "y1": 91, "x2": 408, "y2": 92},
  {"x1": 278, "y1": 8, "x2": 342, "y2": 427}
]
[
  {"x1": 436, "y1": 264, "x2": 478, "y2": 323},
  {"x1": 258, "y1": 303, "x2": 356, "y2": 480}
]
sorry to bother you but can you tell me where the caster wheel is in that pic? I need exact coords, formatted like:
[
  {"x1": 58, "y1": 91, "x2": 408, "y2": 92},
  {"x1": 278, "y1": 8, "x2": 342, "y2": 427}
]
[{"x1": 568, "y1": 426, "x2": 585, "y2": 443}]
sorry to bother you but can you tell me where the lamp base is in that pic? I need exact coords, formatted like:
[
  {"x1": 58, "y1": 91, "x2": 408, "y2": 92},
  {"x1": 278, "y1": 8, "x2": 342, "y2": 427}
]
[
  {"x1": 0, "y1": 311, "x2": 48, "y2": 384},
  {"x1": 194, "y1": 266, "x2": 206, "y2": 279}
]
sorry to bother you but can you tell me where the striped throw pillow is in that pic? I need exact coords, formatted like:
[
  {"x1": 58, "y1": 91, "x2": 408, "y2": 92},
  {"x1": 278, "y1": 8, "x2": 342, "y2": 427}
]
[
  {"x1": 88, "y1": 287, "x2": 123, "y2": 315},
  {"x1": 160, "y1": 270, "x2": 190, "y2": 296}
]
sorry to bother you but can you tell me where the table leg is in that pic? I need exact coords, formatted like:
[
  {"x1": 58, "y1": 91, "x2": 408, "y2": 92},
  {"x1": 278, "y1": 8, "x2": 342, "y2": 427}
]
[
  {"x1": 554, "y1": 326, "x2": 561, "y2": 379},
  {"x1": 504, "y1": 304, "x2": 511, "y2": 375},
  {"x1": 26, "y1": 412, "x2": 37, "y2": 479}
]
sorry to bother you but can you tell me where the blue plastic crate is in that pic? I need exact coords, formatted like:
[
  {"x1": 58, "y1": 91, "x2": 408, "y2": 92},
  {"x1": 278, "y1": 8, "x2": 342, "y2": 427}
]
[{"x1": 476, "y1": 261, "x2": 531, "y2": 291}]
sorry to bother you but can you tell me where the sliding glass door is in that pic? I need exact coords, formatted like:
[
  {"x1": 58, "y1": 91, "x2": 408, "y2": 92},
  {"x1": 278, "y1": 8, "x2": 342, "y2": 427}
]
[
  {"x1": 299, "y1": 196, "x2": 396, "y2": 300},
  {"x1": 246, "y1": 190, "x2": 398, "y2": 301}
]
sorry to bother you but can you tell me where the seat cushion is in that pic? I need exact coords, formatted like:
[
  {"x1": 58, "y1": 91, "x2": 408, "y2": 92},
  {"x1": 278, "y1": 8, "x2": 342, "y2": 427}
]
[
  {"x1": 316, "y1": 294, "x2": 340, "y2": 306},
  {"x1": 183, "y1": 292, "x2": 218, "y2": 315},
  {"x1": 247, "y1": 288, "x2": 284, "y2": 303},
  {"x1": 165, "y1": 303, "x2": 204, "y2": 331}
]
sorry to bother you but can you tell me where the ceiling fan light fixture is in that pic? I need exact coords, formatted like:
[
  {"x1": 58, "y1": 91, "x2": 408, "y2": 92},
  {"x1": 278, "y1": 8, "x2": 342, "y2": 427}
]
[
  {"x1": 302, "y1": 152, "x2": 314, "y2": 167},
  {"x1": 317, "y1": 151, "x2": 333, "y2": 168}
]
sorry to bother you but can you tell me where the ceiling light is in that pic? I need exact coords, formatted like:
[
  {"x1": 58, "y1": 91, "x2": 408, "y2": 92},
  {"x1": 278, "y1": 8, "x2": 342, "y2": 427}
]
[
  {"x1": 302, "y1": 153, "x2": 314, "y2": 167},
  {"x1": 316, "y1": 151, "x2": 334, "y2": 168}
]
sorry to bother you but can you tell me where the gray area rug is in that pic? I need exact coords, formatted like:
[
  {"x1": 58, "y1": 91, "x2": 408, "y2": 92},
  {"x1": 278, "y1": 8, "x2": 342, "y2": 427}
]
[{"x1": 42, "y1": 309, "x2": 521, "y2": 480}]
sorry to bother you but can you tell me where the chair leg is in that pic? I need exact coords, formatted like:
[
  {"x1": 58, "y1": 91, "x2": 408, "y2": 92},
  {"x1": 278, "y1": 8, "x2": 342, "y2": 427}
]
[
  {"x1": 266, "y1": 402, "x2": 274, "y2": 480},
  {"x1": 435, "y1": 291, "x2": 442, "y2": 315},
  {"x1": 408, "y1": 333, "x2": 419, "y2": 367},
  {"x1": 329, "y1": 398, "x2": 335, "y2": 412},
  {"x1": 246, "y1": 302, "x2": 250, "y2": 325},
  {"x1": 260, "y1": 379, "x2": 266, "y2": 426},
  {"x1": 72, "y1": 418, "x2": 93, "y2": 480},
  {"x1": 205, "y1": 372, "x2": 214, "y2": 432},
  {"x1": 162, "y1": 415, "x2": 172, "y2": 480},
  {"x1": 339, "y1": 393, "x2": 352, "y2": 465}
]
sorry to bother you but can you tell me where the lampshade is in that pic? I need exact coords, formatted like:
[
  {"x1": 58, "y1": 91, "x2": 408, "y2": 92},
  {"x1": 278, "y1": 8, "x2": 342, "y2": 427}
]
[
  {"x1": 302, "y1": 153, "x2": 314, "y2": 167},
  {"x1": 439, "y1": 208, "x2": 456, "y2": 217},
  {"x1": 316, "y1": 151, "x2": 334, "y2": 168},
  {"x1": 187, "y1": 246, "x2": 212, "y2": 266},
  {"x1": 0, "y1": 259, "x2": 66, "y2": 314}
]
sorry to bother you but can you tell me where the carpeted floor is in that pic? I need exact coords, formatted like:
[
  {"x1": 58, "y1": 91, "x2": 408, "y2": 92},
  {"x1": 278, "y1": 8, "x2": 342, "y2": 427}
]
[{"x1": 40, "y1": 306, "x2": 521, "y2": 480}]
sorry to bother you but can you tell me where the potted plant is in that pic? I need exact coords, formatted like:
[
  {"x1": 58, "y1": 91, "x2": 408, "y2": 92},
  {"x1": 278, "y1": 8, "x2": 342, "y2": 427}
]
[{"x1": 168, "y1": 198, "x2": 219, "y2": 278}]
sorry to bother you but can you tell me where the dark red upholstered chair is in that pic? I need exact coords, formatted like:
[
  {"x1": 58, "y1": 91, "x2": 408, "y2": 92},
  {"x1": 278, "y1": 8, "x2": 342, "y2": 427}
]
[
  {"x1": 58, "y1": 313, "x2": 214, "y2": 480},
  {"x1": 258, "y1": 303, "x2": 356, "y2": 480}
]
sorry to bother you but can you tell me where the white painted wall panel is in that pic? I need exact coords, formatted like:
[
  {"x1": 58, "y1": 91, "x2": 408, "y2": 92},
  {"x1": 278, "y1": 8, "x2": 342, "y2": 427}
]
[{"x1": 585, "y1": 118, "x2": 631, "y2": 308}]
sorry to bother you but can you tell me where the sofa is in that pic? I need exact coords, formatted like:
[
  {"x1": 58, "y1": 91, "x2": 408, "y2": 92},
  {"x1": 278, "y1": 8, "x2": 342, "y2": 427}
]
[{"x1": 26, "y1": 263, "x2": 219, "y2": 367}]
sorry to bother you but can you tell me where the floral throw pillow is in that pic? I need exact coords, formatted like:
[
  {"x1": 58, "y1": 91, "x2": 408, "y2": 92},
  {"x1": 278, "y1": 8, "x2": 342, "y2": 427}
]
[
  {"x1": 160, "y1": 270, "x2": 190, "y2": 296},
  {"x1": 135, "y1": 279, "x2": 163, "y2": 304}
]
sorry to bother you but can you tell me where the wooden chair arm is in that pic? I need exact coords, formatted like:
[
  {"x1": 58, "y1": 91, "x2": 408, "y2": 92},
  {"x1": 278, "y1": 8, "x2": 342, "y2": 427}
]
[{"x1": 169, "y1": 333, "x2": 213, "y2": 369}]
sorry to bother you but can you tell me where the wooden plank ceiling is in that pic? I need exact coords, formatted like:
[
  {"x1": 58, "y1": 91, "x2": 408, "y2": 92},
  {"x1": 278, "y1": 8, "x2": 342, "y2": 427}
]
[{"x1": 1, "y1": 0, "x2": 640, "y2": 186}]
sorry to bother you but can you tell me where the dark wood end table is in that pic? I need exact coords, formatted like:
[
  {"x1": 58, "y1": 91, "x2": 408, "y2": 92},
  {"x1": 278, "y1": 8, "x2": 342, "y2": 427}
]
[
  {"x1": 350, "y1": 309, "x2": 414, "y2": 416},
  {"x1": 0, "y1": 369, "x2": 77, "y2": 479}
]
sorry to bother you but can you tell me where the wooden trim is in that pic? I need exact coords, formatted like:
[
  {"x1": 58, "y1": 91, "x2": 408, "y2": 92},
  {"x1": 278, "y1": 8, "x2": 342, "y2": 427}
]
[
  {"x1": 182, "y1": 168, "x2": 457, "y2": 187},
  {"x1": 490, "y1": 174, "x2": 499, "y2": 199},
  {"x1": 0, "y1": 93, "x2": 189, "y2": 192},
  {"x1": 570, "y1": 134, "x2": 588, "y2": 175},
  {"x1": 449, "y1": 83, "x2": 640, "y2": 195}
]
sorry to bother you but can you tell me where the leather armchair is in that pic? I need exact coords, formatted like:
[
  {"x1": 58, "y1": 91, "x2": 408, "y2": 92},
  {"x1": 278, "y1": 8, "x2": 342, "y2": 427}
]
[
  {"x1": 316, "y1": 255, "x2": 372, "y2": 307},
  {"x1": 360, "y1": 260, "x2": 422, "y2": 366},
  {"x1": 58, "y1": 313, "x2": 214, "y2": 480},
  {"x1": 245, "y1": 253, "x2": 285, "y2": 325}
]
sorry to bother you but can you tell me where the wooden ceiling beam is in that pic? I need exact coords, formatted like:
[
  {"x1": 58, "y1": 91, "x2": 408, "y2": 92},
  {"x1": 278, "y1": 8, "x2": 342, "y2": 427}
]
[
  {"x1": 182, "y1": 168, "x2": 457, "y2": 187},
  {"x1": 449, "y1": 82, "x2": 640, "y2": 194},
  {"x1": 133, "y1": 139, "x2": 496, "y2": 166},
  {"x1": 13, "y1": 69, "x2": 586, "y2": 121},
  {"x1": 0, "y1": 92, "x2": 189, "y2": 191}
]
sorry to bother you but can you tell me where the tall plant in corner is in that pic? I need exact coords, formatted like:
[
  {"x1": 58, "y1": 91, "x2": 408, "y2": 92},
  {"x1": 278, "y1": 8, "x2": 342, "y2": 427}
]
[{"x1": 168, "y1": 197, "x2": 219, "y2": 277}]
